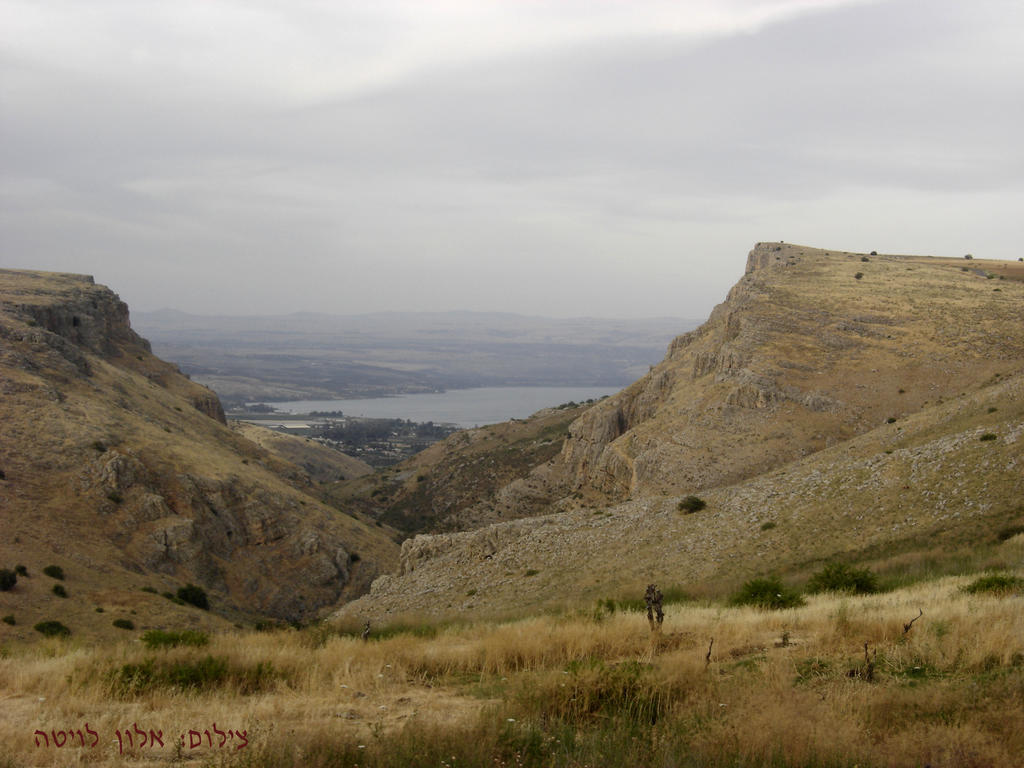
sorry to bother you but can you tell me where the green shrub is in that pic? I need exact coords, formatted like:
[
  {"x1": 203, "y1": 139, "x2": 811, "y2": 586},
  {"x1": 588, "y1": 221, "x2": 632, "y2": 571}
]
[
  {"x1": 176, "y1": 584, "x2": 209, "y2": 610},
  {"x1": 140, "y1": 586, "x2": 157, "y2": 594},
  {"x1": 109, "y1": 655, "x2": 278, "y2": 696},
  {"x1": 677, "y1": 495, "x2": 707, "y2": 514},
  {"x1": 52, "y1": 584, "x2": 68, "y2": 598},
  {"x1": 34, "y1": 620, "x2": 71, "y2": 638},
  {"x1": 996, "y1": 525, "x2": 1024, "y2": 542},
  {"x1": 14, "y1": 564, "x2": 28, "y2": 577},
  {"x1": 107, "y1": 491, "x2": 123, "y2": 504},
  {"x1": 806, "y1": 563, "x2": 879, "y2": 594},
  {"x1": 979, "y1": 433, "x2": 997, "y2": 441},
  {"x1": 42, "y1": 565, "x2": 64, "y2": 580},
  {"x1": 0, "y1": 569, "x2": 16, "y2": 591},
  {"x1": 854, "y1": 272, "x2": 864, "y2": 280},
  {"x1": 730, "y1": 577, "x2": 804, "y2": 610},
  {"x1": 161, "y1": 591, "x2": 185, "y2": 605},
  {"x1": 112, "y1": 618, "x2": 135, "y2": 630},
  {"x1": 962, "y1": 574, "x2": 1024, "y2": 595},
  {"x1": 2, "y1": 614, "x2": 15, "y2": 625},
  {"x1": 141, "y1": 629, "x2": 209, "y2": 649},
  {"x1": 760, "y1": 521, "x2": 777, "y2": 531},
  {"x1": 524, "y1": 569, "x2": 540, "y2": 577}
]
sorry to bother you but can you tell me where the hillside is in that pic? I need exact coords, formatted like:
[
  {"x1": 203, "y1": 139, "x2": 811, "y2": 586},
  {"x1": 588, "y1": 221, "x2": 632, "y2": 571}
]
[
  {"x1": 325, "y1": 401, "x2": 595, "y2": 534},
  {"x1": 0, "y1": 269, "x2": 399, "y2": 640},
  {"x1": 336, "y1": 244, "x2": 1024, "y2": 622},
  {"x1": 230, "y1": 421, "x2": 374, "y2": 484}
]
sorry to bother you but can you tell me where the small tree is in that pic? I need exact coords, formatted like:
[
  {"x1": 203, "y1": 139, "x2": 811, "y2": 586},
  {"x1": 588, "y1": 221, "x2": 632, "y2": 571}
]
[
  {"x1": 730, "y1": 577, "x2": 804, "y2": 610},
  {"x1": 177, "y1": 583, "x2": 209, "y2": 610},
  {"x1": 677, "y1": 495, "x2": 707, "y2": 514},
  {"x1": 806, "y1": 563, "x2": 878, "y2": 594},
  {"x1": 0, "y1": 569, "x2": 16, "y2": 591}
]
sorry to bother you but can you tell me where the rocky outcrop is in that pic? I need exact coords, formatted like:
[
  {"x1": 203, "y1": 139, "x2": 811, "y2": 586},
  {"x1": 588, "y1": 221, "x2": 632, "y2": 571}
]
[
  {"x1": 1, "y1": 268, "x2": 399, "y2": 626},
  {"x1": 552, "y1": 242, "x2": 1024, "y2": 501}
]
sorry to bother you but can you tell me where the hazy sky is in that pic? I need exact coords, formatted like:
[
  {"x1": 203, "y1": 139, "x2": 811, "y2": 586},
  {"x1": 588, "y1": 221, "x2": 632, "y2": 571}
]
[{"x1": 2, "y1": 0, "x2": 1022, "y2": 319}]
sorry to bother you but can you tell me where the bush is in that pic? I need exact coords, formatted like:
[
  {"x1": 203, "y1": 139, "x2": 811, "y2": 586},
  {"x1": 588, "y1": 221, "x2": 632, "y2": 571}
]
[
  {"x1": 34, "y1": 620, "x2": 71, "y2": 638},
  {"x1": 112, "y1": 618, "x2": 135, "y2": 630},
  {"x1": 806, "y1": 563, "x2": 879, "y2": 594},
  {"x1": 854, "y1": 272, "x2": 864, "y2": 280},
  {"x1": 730, "y1": 577, "x2": 804, "y2": 610},
  {"x1": 14, "y1": 564, "x2": 28, "y2": 577},
  {"x1": 52, "y1": 584, "x2": 68, "y2": 598},
  {"x1": 140, "y1": 586, "x2": 157, "y2": 594},
  {"x1": 962, "y1": 574, "x2": 1024, "y2": 595},
  {"x1": 2, "y1": 614, "x2": 15, "y2": 625},
  {"x1": 109, "y1": 655, "x2": 279, "y2": 696},
  {"x1": 141, "y1": 629, "x2": 210, "y2": 649},
  {"x1": 996, "y1": 525, "x2": 1024, "y2": 542},
  {"x1": 979, "y1": 433, "x2": 997, "y2": 441},
  {"x1": 677, "y1": 495, "x2": 707, "y2": 514},
  {"x1": 760, "y1": 521, "x2": 777, "y2": 531},
  {"x1": 0, "y1": 569, "x2": 16, "y2": 591},
  {"x1": 176, "y1": 584, "x2": 209, "y2": 610},
  {"x1": 42, "y1": 565, "x2": 64, "y2": 580}
]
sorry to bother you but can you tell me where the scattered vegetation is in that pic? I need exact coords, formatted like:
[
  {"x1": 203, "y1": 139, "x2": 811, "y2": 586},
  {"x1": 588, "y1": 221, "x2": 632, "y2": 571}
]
[
  {"x1": 677, "y1": 495, "x2": 707, "y2": 513},
  {"x1": 33, "y1": 620, "x2": 70, "y2": 638},
  {"x1": 729, "y1": 576, "x2": 805, "y2": 609},
  {"x1": 806, "y1": 563, "x2": 879, "y2": 595},
  {"x1": 42, "y1": 565, "x2": 64, "y2": 580},
  {"x1": 997, "y1": 525, "x2": 1024, "y2": 542},
  {"x1": 961, "y1": 574, "x2": 1023, "y2": 595},
  {"x1": 176, "y1": 583, "x2": 209, "y2": 610},
  {"x1": 141, "y1": 629, "x2": 210, "y2": 649},
  {"x1": 108, "y1": 655, "x2": 280, "y2": 697}
]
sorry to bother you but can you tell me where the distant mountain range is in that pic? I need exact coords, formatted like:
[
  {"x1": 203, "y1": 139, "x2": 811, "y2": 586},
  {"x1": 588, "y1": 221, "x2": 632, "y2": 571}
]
[{"x1": 132, "y1": 309, "x2": 700, "y2": 404}]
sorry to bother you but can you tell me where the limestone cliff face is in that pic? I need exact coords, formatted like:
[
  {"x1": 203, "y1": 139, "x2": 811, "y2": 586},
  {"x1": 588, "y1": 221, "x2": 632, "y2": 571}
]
[
  {"x1": 0, "y1": 269, "x2": 398, "y2": 625},
  {"x1": 0, "y1": 269, "x2": 227, "y2": 423},
  {"x1": 558, "y1": 242, "x2": 1024, "y2": 500}
]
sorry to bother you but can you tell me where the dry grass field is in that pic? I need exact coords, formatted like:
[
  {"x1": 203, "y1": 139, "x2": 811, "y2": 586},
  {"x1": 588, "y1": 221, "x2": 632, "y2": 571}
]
[{"x1": 2, "y1": 564, "x2": 1022, "y2": 768}]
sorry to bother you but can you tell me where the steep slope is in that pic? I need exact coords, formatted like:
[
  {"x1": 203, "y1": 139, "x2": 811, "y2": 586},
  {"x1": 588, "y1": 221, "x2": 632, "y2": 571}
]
[
  {"x1": 326, "y1": 402, "x2": 593, "y2": 534},
  {"x1": 335, "y1": 243, "x2": 1024, "y2": 622},
  {"x1": 0, "y1": 269, "x2": 399, "y2": 640},
  {"x1": 560, "y1": 243, "x2": 1024, "y2": 499},
  {"x1": 231, "y1": 421, "x2": 374, "y2": 484}
]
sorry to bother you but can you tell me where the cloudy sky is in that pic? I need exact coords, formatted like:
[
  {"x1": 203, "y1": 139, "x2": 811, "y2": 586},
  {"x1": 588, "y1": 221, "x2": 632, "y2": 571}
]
[{"x1": 2, "y1": 0, "x2": 1022, "y2": 319}]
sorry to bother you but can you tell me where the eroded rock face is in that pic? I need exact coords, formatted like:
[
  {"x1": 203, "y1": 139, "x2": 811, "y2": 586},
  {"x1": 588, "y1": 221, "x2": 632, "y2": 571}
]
[
  {"x1": 554, "y1": 242, "x2": 1024, "y2": 501},
  {"x1": 1, "y1": 268, "x2": 399, "y2": 625}
]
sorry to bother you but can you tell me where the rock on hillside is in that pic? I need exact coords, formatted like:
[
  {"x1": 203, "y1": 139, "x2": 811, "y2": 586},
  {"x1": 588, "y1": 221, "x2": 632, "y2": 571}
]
[{"x1": 0, "y1": 269, "x2": 398, "y2": 637}]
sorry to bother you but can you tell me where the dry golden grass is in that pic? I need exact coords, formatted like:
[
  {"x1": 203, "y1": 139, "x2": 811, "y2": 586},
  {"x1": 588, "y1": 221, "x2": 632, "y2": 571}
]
[{"x1": 2, "y1": 573, "x2": 1021, "y2": 767}]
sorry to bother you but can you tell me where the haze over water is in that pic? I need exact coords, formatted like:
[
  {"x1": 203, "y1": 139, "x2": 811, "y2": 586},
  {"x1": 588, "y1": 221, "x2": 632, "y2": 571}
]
[{"x1": 267, "y1": 386, "x2": 613, "y2": 428}]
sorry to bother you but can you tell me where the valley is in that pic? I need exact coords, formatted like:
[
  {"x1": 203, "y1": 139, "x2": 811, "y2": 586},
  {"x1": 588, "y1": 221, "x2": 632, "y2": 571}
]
[{"x1": 2, "y1": 242, "x2": 1023, "y2": 768}]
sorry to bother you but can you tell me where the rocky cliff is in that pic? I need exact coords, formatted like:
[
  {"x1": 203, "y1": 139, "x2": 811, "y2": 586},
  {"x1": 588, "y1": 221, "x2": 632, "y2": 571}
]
[
  {"x1": 0, "y1": 269, "x2": 398, "y2": 637},
  {"x1": 557, "y1": 242, "x2": 1024, "y2": 499},
  {"x1": 334, "y1": 242, "x2": 1024, "y2": 622}
]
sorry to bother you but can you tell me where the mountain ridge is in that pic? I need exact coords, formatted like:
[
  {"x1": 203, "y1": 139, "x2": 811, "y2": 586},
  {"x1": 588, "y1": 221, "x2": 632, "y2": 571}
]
[{"x1": 1, "y1": 269, "x2": 399, "y2": 639}]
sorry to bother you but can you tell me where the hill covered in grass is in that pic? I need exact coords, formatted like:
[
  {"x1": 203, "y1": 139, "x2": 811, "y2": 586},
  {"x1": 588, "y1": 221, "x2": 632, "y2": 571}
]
[
  {"x1": 334, "y1": 243, "x2": 1024, "y2": 623},
  {"x1": 0, "y1": 269, "x2": 399, "y2": 638}
]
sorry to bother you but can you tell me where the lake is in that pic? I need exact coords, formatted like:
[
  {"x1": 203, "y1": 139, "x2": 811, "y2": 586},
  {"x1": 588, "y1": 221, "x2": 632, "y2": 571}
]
[{"x1": 266, "y1": 386, "x2": 616, "y2": 428}]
